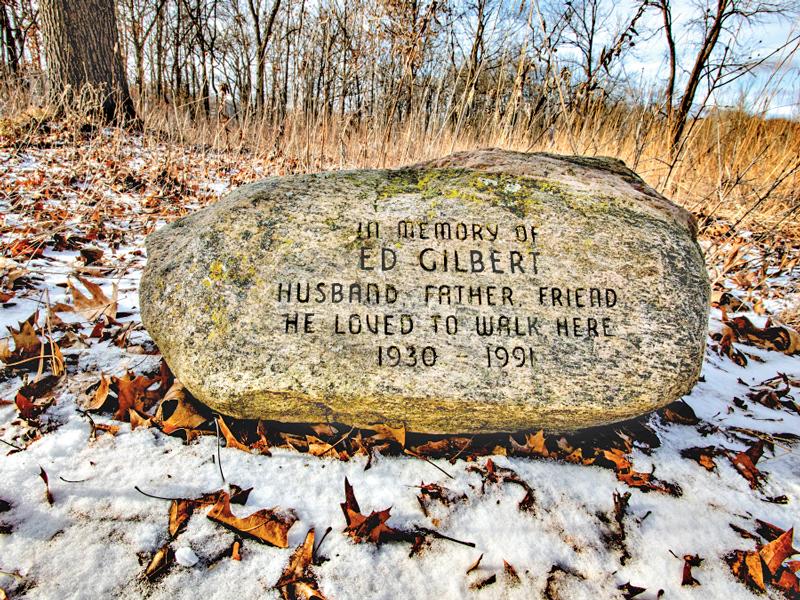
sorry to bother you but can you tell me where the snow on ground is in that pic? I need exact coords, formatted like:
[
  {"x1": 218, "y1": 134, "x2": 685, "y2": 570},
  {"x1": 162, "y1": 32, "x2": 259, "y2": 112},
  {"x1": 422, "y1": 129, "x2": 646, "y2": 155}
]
[{"x1": 1, "y1": 128, "x2": 799, "y2": 599}]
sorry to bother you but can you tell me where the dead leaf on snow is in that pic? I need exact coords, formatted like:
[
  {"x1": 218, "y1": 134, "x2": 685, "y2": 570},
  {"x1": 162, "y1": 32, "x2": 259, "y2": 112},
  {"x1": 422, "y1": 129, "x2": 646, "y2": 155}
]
[
  {"x1": 230, "y1": 537, "x2": 243, "y2": 561},
  {"x1": 774, "y1": 568, "x2": 800, "y2": 595},
  {"x1": 416, "y1": 481, "x2": 467, "y2": 517},
  {"x1": 57, "y1": 275, "x2": 118, "y2": 321},
  {"x1": 144, "y1": 544, "x2": 173, "y2": 581},
  {"x1": 85, "y1": 373, "x2": 111, "y2": 411},
  {"x1": 503, "y1": 560, "x2": 521, "y2": 585},
  {"x1": 168, "y1": 485, "x2": 252, "y2": 537},
  {"x1": 680, "y1": 446, "x2": 721, "y2": 471},
  {"x1": 39, "y1": 467, "x2": 53, "y2": 505},
  {"x1": 727, "y1": 315, "x2": 800, "y2": 355},
  {"x1": 469, "y1": 574, "x2": 496, "y2": 590},
  {"x1": 129, "y1": 409, "x2": 153, "y2": 430},
  {"x1": 466, "y1": 553, "x2": 483, "y2": 575},
  {"x1": 207, "y1": 491, "x2": 296, "y2": 547},
  {"x1": 729, "y1": 440, "x2": 765, "y2": 489},
  {"x1": 759, "y1": 527, "x2": 796, "y2": 576},
  {"x1": 467, "y1": 459, "x2": 536, "y2": 512},
  {"x1": 0, "y1": 320, "x2": 42, "y2": 368},
  {"x1": 727, "y1": 549, "x2": 767, "y2": 592},
  {"x1": 340, "y1": 477, "x2": 411, "y2": 545},
  {"x1": 275, "y1": 528, "x2": 328, "y2": 600},
  {"x1": 680, "y1": 554, "x2": 703, "y2": 586},
  {"x1": 113, "y1": 371, "x2": 159, "y2": 421},
  {"x1": 617, "y1": 582, "x2": 647, "y2": 599}
]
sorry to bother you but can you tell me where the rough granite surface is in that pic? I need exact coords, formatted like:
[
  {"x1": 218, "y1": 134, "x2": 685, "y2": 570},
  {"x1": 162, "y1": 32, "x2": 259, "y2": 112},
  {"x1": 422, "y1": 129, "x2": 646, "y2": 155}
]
[{"x1": 140, "y1": 149, "x2": 710, "y2": 433}]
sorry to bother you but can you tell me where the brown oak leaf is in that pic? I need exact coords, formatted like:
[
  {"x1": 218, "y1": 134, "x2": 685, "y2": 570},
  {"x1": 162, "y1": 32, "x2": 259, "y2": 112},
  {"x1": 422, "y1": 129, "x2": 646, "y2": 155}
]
[
  {"x1": 275, "y1": 528, "x2": 328, "y2": 600},
  {"x1": 207, "y1": 491, "x2": 296, "y2": 547}
]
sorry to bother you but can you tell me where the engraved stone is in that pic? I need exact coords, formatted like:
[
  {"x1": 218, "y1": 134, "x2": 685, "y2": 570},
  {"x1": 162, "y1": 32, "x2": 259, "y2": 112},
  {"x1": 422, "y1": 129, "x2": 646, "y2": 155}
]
[{"x1": 139, "y1": 149, "x2": 710, "y2": 433}]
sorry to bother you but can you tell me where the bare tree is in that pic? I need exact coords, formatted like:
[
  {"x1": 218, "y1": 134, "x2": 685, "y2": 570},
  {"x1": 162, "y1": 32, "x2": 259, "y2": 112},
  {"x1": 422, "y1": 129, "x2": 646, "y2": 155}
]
[{"x1": 665, "y1": 0, "x2": 797, "y2": 153}]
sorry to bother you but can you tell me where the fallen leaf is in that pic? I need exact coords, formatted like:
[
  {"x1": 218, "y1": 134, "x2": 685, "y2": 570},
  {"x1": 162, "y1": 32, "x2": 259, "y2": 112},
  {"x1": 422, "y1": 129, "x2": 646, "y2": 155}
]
[
  {"x1": 370, "y1": 423, "x2": 406, "y2": 448},
  {"x1": 416, "y1": 482, "x2": 467, "y2": 516},
  {"x1": 755, "y1": 518, "x2": 786, "y2": 542},
  {"x1": 169, "y1": 485, "x2": 252, "y2": 537},
  {"x1": 306, "y1": 435, "x2": 338, "y2": 458},
  {"x1": 129, "y1": 409, "x2": 152, "y2": 430},
  {"x1": 230, "y1": 537, "x2": 242, "y2": 561},
  {"x1": 410, "y1": 437, "x2": 471, "y2": 459},
  {"x1": 144, "y1": 544, "x2": 173, "y2": 581},
  {"x1": 95, "y1": 423, "x2": 120, "y2": 436},
  {"x1": 728, "y1": 315, "x2": 800, "y2": 355},
  {"x1": 510, "y1": 429, "x2": 550, "y2": 457},
  {"x1": 504, "y1": 560, "x2": 521, "y2": 584},
  {"x1": 470, "y1": 574, "x2": 496, "y2": 590},
  {"x1": 340, "y1": 478, "x2": 409, "y2": 545},
  {"x1": 468, "y1": 459, "x2": 537, "y2": 512},
  {"x1": 681, "y1": 554, "x2": 703, "y2": 586},
  {"x1": 0, "y1": 320, "x2": 42, "y2": 367},
  {"x1": 207, "y1": 491, "x2": 296, "y2": 547},
  {"x1": 113, "y1": 371, "x2": 159, "y2": 421},
  {"x1": 759, "y1": 527, "x2": 796, "y2": 576},
  {"x1": 774, "y1": 568, "x2": 800, "y2": 595},
  {"x1": 602, "y1": 449, "x2": 681, "y2": 495},
  {"x1": 727, "y1": 549, "x2": 767, "y2": 592},
  {"x1": 168, "y1": 500, "x2": 194, "y2": 538},
  {"x1": 715, "y1": 325, "x2": 748, "y2": 366},
  {"x1": 39, "y1": 467, "x2": 53, "y2": 505},
  {"x1": 62, "y1": 275, "x2": 118, "y2": 321},
  {"x1": 729, "y1": 441, "x2": 765, "y2": 489},
  {"x1": 217, "y1": 416, "x2": 251, "y2": 452},
  {"x1": 680, "y1": 446, "x2": 720, "y2": 471},
  {"x1": 275, "y1": 528, "x2": 328, "y2": 600},
  {"x1": 617, "y1": 582, "x2": 646, "y2": 599},
  {"x1": 466, "y1": 553, "x2": 483, "y2": 575},
  {"x1": 15, "y1": 391, "x2": 41, "y2": 421},
  {"x1": 86, "y1": 373, "x2": 111, "y2": 410},
  {"x1": 155, "y1": 382, "x2": 206, "y2": 433},
  {"x1": 80, "y1": 247, "x2": 103, "y2": 265}
]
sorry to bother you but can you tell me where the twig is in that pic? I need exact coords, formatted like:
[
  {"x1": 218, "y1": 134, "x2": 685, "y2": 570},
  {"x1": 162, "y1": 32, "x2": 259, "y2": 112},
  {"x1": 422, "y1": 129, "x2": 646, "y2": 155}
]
[
  {"x1": 320, "y1": 425, "x2": 356, "y2": 457},
  {"x1": 404, "y1": 448, "x2": 454, "y2": 479},
  {"x1": 0, "y1": 438, "x2": 24, "y2": 451},
  {"x1": 214, "y1": 414, "x2": 225, "y2": 484},
  {"x1": 134, "y1": 486, "x2": 181, "y2": 501},
  {"x1": 0, "y1": 569, "x2": 25, "y2": 580},
  {"x1": 77, "y1": 409, "x2": 97, "y2": 439},
  {"x1": 415, "y1": 527, "x2": 476, "y2": 548},
  {"x1": 313, "y1": 526, "x2": 333, "y2": 561}
]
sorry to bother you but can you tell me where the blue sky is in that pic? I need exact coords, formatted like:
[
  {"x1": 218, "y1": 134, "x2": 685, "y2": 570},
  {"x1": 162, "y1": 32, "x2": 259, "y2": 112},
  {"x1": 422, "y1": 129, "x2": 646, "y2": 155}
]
[{"x1": 620, "y1": 0, "x2": 800, "y2": 118}]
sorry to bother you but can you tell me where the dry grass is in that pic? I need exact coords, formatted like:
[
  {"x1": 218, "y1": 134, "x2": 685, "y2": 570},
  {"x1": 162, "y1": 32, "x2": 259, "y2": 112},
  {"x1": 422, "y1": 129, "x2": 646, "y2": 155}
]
[{"x1": 2, "y1": 80, "x2": 799, "y2": 236}]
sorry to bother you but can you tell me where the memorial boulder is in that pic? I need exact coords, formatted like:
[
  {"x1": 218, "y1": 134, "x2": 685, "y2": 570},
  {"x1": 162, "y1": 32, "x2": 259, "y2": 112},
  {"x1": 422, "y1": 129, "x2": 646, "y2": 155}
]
[{"x1": 139, "y1": 149, "x2": 710, "y2": 433}]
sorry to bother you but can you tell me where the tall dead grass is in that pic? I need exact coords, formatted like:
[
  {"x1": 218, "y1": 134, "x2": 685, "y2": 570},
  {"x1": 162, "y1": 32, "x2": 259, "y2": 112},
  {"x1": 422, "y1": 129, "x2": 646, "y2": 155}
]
[{"x1": 2, "y1": 79, "x2": 799, "y2": 235}]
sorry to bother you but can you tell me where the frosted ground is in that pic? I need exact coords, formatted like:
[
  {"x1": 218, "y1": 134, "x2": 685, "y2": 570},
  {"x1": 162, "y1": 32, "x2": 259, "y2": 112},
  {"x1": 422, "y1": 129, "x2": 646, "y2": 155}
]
[{"x1": 0, "y1": 130, "x2": 798, "y2": 599}]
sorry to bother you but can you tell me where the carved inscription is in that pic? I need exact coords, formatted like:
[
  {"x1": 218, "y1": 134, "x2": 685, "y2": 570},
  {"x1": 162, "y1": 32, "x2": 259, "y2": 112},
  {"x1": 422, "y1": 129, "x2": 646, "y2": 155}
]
[{"x1": 276, "y1": 217, "x2": 619, "y2": 370}]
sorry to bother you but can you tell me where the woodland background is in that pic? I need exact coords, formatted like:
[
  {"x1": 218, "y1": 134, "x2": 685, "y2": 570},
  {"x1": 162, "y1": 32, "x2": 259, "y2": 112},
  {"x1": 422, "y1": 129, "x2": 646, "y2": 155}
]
[
  {"x1": 1, "y1": 0, "x2": 799, "y2": 233},
  {"x1": 1, "y1": 1, "x2": 800, "y2": 598}
]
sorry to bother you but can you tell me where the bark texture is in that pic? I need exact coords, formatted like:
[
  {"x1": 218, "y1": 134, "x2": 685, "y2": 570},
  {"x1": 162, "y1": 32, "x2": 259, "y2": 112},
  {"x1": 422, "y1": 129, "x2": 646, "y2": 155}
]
[{"x1": 40, "y1": 0, "x2": 136, "y2": 122}]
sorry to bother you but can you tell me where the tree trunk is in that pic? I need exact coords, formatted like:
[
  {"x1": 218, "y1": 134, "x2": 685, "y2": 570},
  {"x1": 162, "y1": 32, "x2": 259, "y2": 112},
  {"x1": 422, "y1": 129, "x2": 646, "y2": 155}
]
[
  {"x1": 40, "y1": 0, "x2": 136, "y2": 123},
  {"x1": 0, "y1": 5, "x2": 19, "y2": 74},
  {"x1": 670, "y1": 0, "x2": 729, "y2": 153}
]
